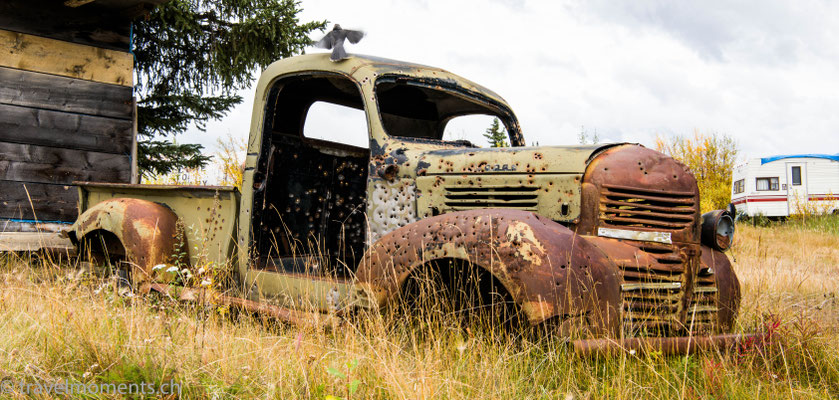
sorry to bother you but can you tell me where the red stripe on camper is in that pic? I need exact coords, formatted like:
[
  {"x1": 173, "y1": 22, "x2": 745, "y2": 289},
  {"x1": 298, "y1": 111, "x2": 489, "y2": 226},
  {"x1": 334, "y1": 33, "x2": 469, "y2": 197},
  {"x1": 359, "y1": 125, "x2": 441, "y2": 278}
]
[
  {"x1": 731, "y1": 194, "x2": 838, "y2": 205},
  {"x1": 731, "y1": 196, "x2": 787, "y2": 205}
]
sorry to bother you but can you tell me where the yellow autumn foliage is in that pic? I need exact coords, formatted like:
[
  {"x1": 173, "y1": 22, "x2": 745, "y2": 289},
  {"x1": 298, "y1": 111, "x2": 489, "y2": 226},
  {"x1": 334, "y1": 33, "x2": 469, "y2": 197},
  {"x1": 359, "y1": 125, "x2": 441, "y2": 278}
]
[
  {"x1": 655, "y1": 131, "x2": 738, "y2": 213},
  {"x1": 216, "y1": 133, "x2": 247, "y2": 189}
]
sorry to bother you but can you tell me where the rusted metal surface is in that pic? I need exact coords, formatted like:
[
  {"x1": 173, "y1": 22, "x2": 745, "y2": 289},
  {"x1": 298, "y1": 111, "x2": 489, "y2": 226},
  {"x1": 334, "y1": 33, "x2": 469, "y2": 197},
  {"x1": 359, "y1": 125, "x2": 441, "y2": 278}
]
[
  {"x1": 579, "y1": 144, "x2": 700, "y2": 243},
  {"x1": 569, "y1": 144, "x2": 740, "y2": 338},
  {"x1": 701, "y1": 245, "x2": 740, "y2": 332},
  {"x1": 70, "y1": 198, "x2": 189, "y2": 284},
  {"x1": 357, "y1": 208, "x2": 622, "y2": 333},
  {"x1": 572, "y1": 333, "x2": 758, "y2": 357}
]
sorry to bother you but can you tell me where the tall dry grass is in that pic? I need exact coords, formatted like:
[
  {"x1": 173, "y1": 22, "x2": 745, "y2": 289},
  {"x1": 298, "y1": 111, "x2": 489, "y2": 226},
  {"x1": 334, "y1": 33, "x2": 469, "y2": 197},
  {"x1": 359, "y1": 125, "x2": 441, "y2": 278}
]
[{"x1": 1, "y1": 219, "x2": 838, "y2": 399}]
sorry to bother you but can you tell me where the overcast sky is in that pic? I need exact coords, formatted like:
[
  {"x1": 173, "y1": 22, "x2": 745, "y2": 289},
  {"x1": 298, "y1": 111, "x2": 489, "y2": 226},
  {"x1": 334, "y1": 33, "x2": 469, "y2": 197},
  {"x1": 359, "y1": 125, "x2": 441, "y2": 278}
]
[{"x1": 181, "y1": 0, "x2": 839, "y2": 162}]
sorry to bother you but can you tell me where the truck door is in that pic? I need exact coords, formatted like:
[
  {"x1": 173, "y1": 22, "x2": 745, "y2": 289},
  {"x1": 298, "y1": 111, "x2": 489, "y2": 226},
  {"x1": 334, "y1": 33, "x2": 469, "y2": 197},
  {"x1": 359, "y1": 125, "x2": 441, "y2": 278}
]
[
  {"x1": 247, "y1": 73, "x2": 370, "y2": 311},
  {"x1": 786, "y1": 163, "x2": 807, "y2": 215}
]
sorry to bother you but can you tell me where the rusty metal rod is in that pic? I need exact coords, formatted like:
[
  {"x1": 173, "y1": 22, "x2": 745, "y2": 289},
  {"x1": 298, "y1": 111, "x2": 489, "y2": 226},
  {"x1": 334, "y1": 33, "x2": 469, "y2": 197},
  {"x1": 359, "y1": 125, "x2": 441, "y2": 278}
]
[
  {"x1": 572, "y1": 333, "x2": 759, "y2": 357},
  {"x1": 147, "y1": 283, "x2": 335, "y2": 330}
]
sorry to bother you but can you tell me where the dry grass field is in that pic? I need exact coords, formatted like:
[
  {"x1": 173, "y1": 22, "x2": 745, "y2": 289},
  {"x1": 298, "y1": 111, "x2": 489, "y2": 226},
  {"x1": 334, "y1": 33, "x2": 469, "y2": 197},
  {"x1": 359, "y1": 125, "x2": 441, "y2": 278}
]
[{"x1": 1, "y1": 217, "x2": 838, "y2": 399}]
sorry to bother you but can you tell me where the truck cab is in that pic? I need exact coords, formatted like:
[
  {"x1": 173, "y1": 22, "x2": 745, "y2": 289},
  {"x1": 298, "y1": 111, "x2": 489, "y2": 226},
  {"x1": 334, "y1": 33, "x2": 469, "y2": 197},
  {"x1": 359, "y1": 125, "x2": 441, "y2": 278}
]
[{"x1": 70, "y1": 53, "x2": 742, "y2": 350}]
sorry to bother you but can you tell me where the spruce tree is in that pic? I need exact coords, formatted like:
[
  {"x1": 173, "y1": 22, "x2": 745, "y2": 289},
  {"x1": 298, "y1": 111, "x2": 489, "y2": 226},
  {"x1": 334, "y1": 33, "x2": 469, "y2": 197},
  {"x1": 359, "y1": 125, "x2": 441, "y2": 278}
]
[
  {"x1": 132, "y1": 0, "x2": 325, "y2": 178},
  {"x1": 483, "y1": 118, "x2": 508, "y2": 147}
]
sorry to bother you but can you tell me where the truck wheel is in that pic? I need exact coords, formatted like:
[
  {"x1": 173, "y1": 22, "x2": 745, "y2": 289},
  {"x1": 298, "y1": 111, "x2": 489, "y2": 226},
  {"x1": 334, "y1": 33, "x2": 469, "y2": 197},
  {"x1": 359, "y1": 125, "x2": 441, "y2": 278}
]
[{"x1": 397, "y1": 258, "x2": 524, "y2": 332}]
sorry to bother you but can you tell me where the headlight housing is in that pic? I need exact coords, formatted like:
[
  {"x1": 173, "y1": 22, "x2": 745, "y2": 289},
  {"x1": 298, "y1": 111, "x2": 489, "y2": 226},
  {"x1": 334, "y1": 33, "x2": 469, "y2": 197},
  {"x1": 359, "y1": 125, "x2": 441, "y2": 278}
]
[{"x1": 701, "y1": 208, "x2": 735, "y2": 251}]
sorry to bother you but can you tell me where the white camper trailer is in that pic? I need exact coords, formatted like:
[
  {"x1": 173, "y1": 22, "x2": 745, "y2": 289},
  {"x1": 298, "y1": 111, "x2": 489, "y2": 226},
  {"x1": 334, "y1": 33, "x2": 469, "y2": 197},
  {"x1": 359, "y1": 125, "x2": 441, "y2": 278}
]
[{"x1": 731, "y1": 154, "x2": 839, "y2": 217}]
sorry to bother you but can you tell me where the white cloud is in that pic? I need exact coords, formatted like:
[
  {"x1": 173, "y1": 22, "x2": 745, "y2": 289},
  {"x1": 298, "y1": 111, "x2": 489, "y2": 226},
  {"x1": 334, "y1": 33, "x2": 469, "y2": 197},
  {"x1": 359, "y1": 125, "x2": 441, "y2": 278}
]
[{"x1": 181, "y1": 0, "x2": 839, "y2": 162}]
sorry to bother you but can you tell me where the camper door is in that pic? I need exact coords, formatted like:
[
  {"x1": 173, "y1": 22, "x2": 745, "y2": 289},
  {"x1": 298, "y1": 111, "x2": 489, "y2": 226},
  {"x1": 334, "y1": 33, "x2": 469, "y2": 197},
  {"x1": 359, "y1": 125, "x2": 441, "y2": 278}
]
[{"x1": 786, "y1": 163, "x2": 807, "y2": 214}]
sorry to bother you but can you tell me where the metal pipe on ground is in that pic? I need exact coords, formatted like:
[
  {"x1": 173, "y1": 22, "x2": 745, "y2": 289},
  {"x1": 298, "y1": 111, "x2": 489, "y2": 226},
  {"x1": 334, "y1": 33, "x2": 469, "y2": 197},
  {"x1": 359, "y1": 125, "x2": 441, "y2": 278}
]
[
  {"x1": 572, "y1": 334, "x2": 759, "y2": 357},
  {"x1": 147, "y1": 283, "x2": 337, "y2": 330}
]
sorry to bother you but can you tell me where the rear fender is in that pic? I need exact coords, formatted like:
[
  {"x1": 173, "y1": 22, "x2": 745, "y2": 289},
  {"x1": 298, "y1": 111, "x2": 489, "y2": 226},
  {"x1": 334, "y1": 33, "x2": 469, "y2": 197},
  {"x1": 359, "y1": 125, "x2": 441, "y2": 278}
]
[
  {"x1": 356, "y1": 209, "x2": 621, "y2": 334},
  {"x1": 70, "y1": 198, "x2": 189, "y2": 283}
]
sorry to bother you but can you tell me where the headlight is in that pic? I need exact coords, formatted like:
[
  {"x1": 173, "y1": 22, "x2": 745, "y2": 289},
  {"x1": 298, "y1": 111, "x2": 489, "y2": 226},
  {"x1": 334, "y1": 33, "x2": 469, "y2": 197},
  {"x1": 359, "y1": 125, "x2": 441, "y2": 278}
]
[{"x1": 701, "y1": 208, "x2": 735, "y2": 251}]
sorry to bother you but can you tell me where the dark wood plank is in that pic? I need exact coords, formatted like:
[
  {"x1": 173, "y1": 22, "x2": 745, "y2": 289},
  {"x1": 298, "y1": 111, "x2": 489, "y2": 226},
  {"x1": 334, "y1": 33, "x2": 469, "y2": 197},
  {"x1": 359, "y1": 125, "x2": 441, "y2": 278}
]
[
  {"x1": 0, "y1": 0, "x2": 131, "y2": 51},
  {"x1": 0, "y1": 103, "x2": 132, "y2": 154},
  {"x1": 0, "y1": 180, "x2": 78, "y2": 222},
  {"x1": 0, "y1": 143, "x2": 131, "y2": 184},
  {"x1": 0, "y1": 67, "x2": 133, "y2": 120}
]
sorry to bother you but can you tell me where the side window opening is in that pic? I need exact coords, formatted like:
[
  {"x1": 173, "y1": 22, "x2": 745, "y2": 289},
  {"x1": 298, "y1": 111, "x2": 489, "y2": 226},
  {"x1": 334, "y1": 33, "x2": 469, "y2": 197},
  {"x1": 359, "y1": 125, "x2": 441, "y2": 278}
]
[
  {"x1": 442, "y1": 115, "x2": 509, "y2": 147},
  {"x1": 756, "y1": 177, "x2": 779, "y2": 191},
  {"x1": 303, "y1": 101, "x2": 369, "y2": 149},
  {"x1": 733, "y1": 179, "x2": 745, "y2": 194},
  {"x1": 252, "y1": 74, "x2": 369, "y2": 277}
]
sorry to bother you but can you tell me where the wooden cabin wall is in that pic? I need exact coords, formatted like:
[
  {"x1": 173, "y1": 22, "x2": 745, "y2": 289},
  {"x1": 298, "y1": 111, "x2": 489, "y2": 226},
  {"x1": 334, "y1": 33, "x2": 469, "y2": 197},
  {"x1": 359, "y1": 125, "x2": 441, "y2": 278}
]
[
  {"x1": 0, "y1": 0, "x2": 133, "y2": 51},
  {"x1": 0, "y1": 28, "x2": 134, "y2": 224}
]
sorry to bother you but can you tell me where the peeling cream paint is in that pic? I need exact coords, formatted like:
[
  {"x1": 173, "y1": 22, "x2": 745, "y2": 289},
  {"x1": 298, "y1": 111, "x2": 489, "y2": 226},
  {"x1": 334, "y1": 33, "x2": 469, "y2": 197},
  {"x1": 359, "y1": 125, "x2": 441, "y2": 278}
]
[{"x1": 505, "y1": 221, "x2": 545, "y2": 266}]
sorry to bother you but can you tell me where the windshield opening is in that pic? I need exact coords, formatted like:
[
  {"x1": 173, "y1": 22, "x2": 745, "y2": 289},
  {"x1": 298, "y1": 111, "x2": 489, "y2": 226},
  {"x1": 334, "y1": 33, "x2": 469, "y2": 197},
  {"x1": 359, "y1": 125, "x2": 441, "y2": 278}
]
[{"x1": 375, "y1": 76, "x2": 521, "y2": 147}]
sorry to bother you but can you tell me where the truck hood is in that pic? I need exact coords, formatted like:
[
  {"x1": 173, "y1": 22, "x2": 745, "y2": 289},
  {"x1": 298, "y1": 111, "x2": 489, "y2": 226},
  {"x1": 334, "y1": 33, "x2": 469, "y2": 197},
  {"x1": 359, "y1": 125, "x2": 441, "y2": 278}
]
[{"x1": 415, "y1": 144, "x2": 615, "y2": 176}]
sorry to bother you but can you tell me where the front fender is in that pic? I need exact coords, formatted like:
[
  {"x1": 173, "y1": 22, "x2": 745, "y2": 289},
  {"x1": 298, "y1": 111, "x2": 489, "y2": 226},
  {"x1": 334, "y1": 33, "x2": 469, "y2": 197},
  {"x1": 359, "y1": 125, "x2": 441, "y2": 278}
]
[
  {"x1": 356, "y1": 209, "x2": 621, "y2": 334},
  {"x1": 70, "y1": 198, "x2": 188, "y2": 281},
  {"x1": 700, "y1": 246, "x2": 741, "y2": 332}
]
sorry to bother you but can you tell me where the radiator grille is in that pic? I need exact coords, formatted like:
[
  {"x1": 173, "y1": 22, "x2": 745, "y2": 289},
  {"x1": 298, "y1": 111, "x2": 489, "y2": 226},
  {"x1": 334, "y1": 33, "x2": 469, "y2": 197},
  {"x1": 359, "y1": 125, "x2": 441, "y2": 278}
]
[
  {"x1": 600, "y1": 184, "x2": 696, "y2": 231},
  {"x1": 443, "y1": 186, "x2": 539, "y2": 210},
  {"x1": 687, "y1": 266, "x2": 718, "y2": 334},
  {"x1": 620, "y1": 243, "x2": 686, "y2": 336},
  {"x1": 619, "y1": 243, "x2": 719, "y2": 336}
]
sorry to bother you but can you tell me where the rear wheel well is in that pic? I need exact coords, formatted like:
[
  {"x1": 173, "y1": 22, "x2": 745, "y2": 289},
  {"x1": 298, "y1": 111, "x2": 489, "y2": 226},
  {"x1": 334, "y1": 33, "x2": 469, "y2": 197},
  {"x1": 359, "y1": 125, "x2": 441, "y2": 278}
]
[{"x1": 78, "y1": 229, "x2": 126, "y2": 265}]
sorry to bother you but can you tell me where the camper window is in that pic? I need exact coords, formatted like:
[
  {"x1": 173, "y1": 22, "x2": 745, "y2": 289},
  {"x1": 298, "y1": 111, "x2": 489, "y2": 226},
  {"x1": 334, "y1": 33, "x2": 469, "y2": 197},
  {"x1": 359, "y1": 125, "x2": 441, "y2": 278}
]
[
  {"x1": 791, "y1": 166, "x2": 802, "y2": 186},
  {"x1": 756, "y1": 177, "x2": 779, "y2": 191},
  {"x1": 733, "y1": 179, "x2": 745, "y2": 194}
]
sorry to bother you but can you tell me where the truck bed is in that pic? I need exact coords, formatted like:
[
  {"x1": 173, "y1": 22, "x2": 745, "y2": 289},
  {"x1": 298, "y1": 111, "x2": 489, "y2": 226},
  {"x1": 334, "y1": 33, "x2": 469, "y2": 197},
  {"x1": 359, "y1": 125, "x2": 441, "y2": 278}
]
[{"x1": 76, "y1": 182, "x2": 241, "y2": 267}]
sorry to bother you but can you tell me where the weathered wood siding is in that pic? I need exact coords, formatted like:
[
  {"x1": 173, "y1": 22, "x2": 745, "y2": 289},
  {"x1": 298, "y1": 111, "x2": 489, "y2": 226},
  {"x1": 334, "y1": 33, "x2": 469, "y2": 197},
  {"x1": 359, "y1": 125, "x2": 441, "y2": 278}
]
[
  {"x1": 0, "y1": 27, "x2": 134, "y2": 224},
  {"x1": 0, "y1": 30, "x2": 133, "y2": 86},
  {"x1": 0, "y1": 0, "x2": 133, "y2": 51}
]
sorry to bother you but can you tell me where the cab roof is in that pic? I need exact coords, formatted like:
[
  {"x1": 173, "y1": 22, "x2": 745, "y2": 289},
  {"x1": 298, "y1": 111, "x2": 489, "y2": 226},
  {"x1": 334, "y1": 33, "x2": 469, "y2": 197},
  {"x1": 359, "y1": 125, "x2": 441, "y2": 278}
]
[{"x1": 255, "y1": 53, "x2": 509, "y2": 107}]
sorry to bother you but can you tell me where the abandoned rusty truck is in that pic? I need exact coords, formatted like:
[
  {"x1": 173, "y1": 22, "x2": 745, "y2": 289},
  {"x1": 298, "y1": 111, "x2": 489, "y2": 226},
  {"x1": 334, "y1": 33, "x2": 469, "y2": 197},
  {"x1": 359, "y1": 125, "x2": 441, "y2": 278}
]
[{"x1": 69, "y1": 53, "x2": 742, "y2": 355}]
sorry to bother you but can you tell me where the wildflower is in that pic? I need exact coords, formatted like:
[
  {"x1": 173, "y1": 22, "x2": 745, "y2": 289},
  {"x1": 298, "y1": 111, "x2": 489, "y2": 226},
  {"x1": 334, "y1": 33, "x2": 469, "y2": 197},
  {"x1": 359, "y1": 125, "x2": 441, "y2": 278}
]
[
  {"x1": 166, "y1": 266, "x2": 179, "y2": 273},
  {"x1": 152, "y1": 264, "x2": 167, "y2": 271},
  {"x1": 200, "y1": 278, "x2": 212, "y2": 287}
]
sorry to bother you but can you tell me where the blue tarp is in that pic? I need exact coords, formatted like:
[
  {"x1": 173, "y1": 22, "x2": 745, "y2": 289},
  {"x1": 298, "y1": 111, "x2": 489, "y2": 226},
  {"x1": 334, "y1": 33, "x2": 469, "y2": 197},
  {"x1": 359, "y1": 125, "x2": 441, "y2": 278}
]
[
  {"x1": 2, "y1": 218, "x2": 72, "y2": 225},
  {"x1": 760, "y1": 153, "x2": 839, "y2": 165}
]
